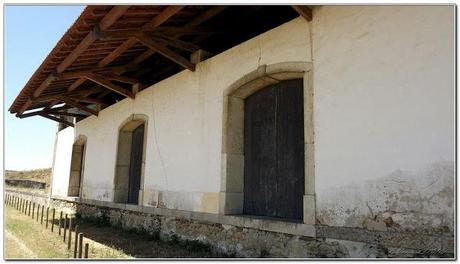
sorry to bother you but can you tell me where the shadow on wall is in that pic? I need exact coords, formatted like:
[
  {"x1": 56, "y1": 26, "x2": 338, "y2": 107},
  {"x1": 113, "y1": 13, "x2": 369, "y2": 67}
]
[{"x1": 316, "y1": 160, "x2": 454, "y2": 235}]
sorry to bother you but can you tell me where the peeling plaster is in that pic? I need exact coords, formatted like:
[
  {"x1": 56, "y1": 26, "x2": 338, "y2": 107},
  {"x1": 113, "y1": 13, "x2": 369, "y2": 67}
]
[{"x1": 316, "y1": 161, "x2": 454, "y2": 234}]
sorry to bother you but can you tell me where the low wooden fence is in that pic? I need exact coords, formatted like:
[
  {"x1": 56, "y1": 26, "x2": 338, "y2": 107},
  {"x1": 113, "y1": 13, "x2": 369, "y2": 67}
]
[{"x1": 5, "y1": 193, "x2": 89, "y2": 258}]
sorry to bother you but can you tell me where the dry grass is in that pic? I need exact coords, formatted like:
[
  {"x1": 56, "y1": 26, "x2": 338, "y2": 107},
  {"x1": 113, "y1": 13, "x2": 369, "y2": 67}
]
[
  {"x1": 5, "y1": 206, "x2": 130, "y2": 259},
  {"x1": 5, "y1": 168, "x2": 51, "y2": 194},
  {"x1": 5, "y1": 203, "x2": 214, "y2": 259},
  {"x1": 5, "y1": 168, "x2": 51, "y2": 184}
]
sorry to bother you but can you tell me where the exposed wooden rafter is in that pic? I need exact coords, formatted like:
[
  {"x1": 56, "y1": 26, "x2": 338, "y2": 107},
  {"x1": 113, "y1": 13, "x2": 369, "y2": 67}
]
[
  {"x1": 65, "y1": 6, "x2": 183, "y2": 98},
  {"x1": 84, "y1": 73, "x2": 135, "y2": 98},
  {"x1": 39, "y1": 113, "x2": 75, "y2": 127},
  {"x1": 291, "y1": 6, "x2": 312, "y2": 21},
  {"x1": 59, "y1": 97, "x2": 99, "y2": 116},
  {"x1": 112, "y1": 6, "x2": 226, "y2": 76},
  {"x1": 17, "y1": 5, "x2": 130, "y2": 116},
  {"x1": 135, "y1": 33, "x2": 195, "y2": 71}
]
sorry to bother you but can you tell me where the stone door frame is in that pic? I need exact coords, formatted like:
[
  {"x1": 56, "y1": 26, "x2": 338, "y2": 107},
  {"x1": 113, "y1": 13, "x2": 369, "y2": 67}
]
[{"x1": 219, "y1": 61, "x2": 315, "y2": 224}]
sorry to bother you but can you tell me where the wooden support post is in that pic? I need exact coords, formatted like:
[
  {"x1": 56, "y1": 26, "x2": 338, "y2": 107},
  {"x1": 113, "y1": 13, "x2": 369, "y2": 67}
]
[
  {"x1": 28, "y1": 201, "x2": 31, "y2": 216},
  {"x1": 41, "y1": 205, "x2": 44, "y2": 224},
  {"x1": 63, "y1": 214, "x2": 68, "y2": 242},
  {"x1": 32, "y1": 203, "x2": 35, "y2": 218},
  {"x1": 51, "y1": 208, "x2": 56, "y2": 232},
  {"x1": 67, "y1": 218, "x2": 73, "y2": 250},
  {"x1": 26, "y1": 200, "x2": 29, "y2": 214},
  {"x1": 46, "y1": 207, "x2": 49, "y2": 229},
  {"x1": 59, "y1": 211, "x2": 63, "y2": 235},
  {"x1": 24, "y1": 200, "x2": 27, "y2": 214},
  {"x1": 84, "y1": 243, "x2": 89, "y2": 258},
  {"x1": 73, "y1": 225, "x2": 79, "y2": 258},
  {"x1": 36, "y1": 205, "x2": 39, "y2": 221},
  {"x1": 78, "y1": 233, "x2": 84, "y2": 258}
]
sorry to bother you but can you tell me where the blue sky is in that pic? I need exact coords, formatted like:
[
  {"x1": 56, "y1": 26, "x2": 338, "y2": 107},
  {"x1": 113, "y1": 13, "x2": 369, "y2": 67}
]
[{"x1": 5, "y1": 5, "x2": 85, "y2": 170}]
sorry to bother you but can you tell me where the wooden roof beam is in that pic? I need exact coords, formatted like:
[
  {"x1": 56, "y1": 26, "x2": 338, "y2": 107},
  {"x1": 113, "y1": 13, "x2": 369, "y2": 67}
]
[
  {"x1": 62, "y1": 95, "x2": 106, "y2": 105},
  {"x1": 292, "y1": 6, "x2": 312, "y2": 21},
  {"x1": 135, "y1": 33, "x2": 195, "y2": 72},
  {"x1": 84, "y1": 73, "x2": 135, "y2": 98},
  {"x1": 60, "y1": 97, "x2": 99, "y2": 116},
  {"x1": 16, "y1": 6, "x2": 130, "y2": 115},
  {"x1": 47, "y1": 110, "x2": 88, "y2": 119},
  {"x1": 66, "y1": 6, "x2": 182, "y2": 95},
  {"x1": 96, "y1": 6, "x2": 184, "y2": 67},
  {"x1": 39, "y1": 113, "x2": 75, "y2": 127},
  {"x1": 113, "y1": 6, "x2": 224, "y2": 76}
]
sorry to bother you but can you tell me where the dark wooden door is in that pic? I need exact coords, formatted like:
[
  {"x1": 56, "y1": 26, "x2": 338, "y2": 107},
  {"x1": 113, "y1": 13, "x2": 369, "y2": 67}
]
[
  {"x1": 128, "y1": 124, "x2": 144, "y2": 204},
  {"x1": 243, "y1": 79, "x2": 304, "y2": 220}
]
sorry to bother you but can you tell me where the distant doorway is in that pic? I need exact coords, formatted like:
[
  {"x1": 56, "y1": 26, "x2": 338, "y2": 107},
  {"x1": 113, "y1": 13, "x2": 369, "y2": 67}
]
[
  {"x1": 68, "y1": 135, "x2": 86, "y2": 197},
  {"x1": 114, "y1": 116, "x2": 147, "y2": 205}
]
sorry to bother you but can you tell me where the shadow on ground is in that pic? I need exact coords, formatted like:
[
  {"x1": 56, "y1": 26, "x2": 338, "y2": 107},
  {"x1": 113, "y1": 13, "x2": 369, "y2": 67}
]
[{"x1": 69, "y1": 218, "x2": 214, "y2": 258}]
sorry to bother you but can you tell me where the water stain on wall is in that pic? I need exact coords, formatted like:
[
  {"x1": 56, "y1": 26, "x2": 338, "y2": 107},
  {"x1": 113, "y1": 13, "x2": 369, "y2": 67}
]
[{"x1": 316, "y1": 161, "x2": 454, "y2": 235}]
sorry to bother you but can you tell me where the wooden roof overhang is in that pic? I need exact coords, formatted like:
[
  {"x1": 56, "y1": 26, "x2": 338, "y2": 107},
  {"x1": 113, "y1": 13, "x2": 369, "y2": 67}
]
[{"x1": 9, "y1": 5, "x2": 312, "y2": 127}]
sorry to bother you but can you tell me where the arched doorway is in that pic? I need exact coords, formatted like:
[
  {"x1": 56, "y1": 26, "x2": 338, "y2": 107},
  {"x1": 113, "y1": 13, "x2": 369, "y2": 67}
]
[
  {"x1": 68, "y1": 135, "x2": 87, "y2": 197},
  {"x1": 220, "y1": 62, "x2": 315, "y2": 224},
  {"x1": 114, "y1": 115, "x2": 148, "y2": 205}
]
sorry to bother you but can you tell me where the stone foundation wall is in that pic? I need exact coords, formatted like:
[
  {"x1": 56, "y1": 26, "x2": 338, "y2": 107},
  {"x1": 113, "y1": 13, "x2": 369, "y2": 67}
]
[{"x1": 5, "y1": 190, "x2": 450, "y2": 259}]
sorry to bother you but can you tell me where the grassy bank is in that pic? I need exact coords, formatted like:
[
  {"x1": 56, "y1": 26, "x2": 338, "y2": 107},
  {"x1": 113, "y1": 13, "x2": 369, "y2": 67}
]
[
  {"x1": 5, "y1": 206, "x2": 129, "y2": 259},
  {"x1": 5, "y1": 202, "x2": 213, "y2": 258}
]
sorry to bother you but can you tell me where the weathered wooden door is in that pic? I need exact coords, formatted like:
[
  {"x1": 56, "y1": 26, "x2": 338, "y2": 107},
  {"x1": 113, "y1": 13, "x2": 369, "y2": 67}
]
[
  {"x1": 243, "y1": 79, "x2": 305, "y2": 220},
  {"x1": 127, "y1": 124, "x2": 144, "y2": 204}
]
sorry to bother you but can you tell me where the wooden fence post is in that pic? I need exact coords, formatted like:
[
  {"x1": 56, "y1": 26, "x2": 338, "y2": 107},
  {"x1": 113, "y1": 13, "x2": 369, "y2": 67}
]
[
  {"x1": 63, "y1": 214, "x2": 68, "y2": 242},
  {"x1": 32, "y1": 203, "x2": 35, "y2": 218},
  {"x1": 67, "y1": 218, "x2": 73, "y2": 250},
  {"x1": 41, "y1": 205, "x2": 44, "y2": 224},
  {"x1": 78, "y1": 233, "x2": 83, "y2": 258},
  {"x1": 36, "y1": 205, "x2": 39, "y2": 221},
  {"x1": 73, "y1": 225, "x2": 79, "y2": 258},
  {"x1": 51, "y1": 208, "x2": 56, "y2": 232},
  {"x1": 46, "y1": 207, "x2": 49, "y2": 229},
  {"x1": 59, "y1": 211, "x2": 63, "y2": 235},
  {"x1": 28, "y1": 201, "x2": 31, "y2": 216},
  {"x1": 84, "y1": 243, "x2": 89, "y2": 258}
]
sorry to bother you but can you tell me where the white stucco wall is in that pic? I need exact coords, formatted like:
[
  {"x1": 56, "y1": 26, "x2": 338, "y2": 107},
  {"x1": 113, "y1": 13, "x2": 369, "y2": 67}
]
[
  {"x1": 58, "y1": 17, "x2": 311, "y2": 213},
  {"x1": 50, "y1": 6, "x2": 454, "y2": 233},
  {"x1": 50, "y1": 126, "x2": 74, "y2": 197},
  {"x1": 312, "y1": 6, "x2": 455, "y2": 231}
]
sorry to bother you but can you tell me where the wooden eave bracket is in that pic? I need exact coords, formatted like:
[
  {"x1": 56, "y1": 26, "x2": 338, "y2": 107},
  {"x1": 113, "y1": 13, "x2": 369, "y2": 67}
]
[
  {"x1": 39, "y1": 113, "x2": 75, "y2": 127},
  {"x1": 135, "y1": 33, "x2": 196, "y2": 72},
  {"x1": 292, "y1": 6, "x2": 313, "y2": 21}
]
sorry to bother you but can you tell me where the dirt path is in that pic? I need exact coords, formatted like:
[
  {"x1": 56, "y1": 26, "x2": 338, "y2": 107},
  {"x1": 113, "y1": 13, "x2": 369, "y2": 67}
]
[{"x1": 5, "y1": 230, "x2": 37, "y2": 258}]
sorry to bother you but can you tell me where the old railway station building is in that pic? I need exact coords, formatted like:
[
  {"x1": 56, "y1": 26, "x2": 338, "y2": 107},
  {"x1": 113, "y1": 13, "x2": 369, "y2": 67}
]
[{"x1": 9, "y1": 5, "x2": 455, "y2": 258}]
